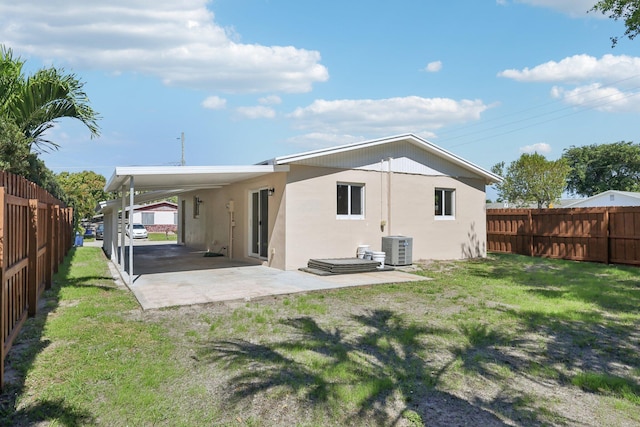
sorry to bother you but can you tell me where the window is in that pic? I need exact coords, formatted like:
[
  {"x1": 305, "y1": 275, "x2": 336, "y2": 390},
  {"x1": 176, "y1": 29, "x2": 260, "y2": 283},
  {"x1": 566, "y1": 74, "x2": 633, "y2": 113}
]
[
  {"x1": 435, "y1": 188, "x2": 455, "y2": 218},
  {"x1": 141, "y1": 212, "x2": 154, "y2": 225},
  {"x1": 337, "y1": 183, "x2": 364, "y2": 219}
]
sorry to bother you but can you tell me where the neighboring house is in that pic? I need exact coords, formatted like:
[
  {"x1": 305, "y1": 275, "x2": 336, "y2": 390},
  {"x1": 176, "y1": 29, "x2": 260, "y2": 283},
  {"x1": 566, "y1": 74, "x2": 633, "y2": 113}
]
[
  {"x1": 100, "y1": 134, "x2": 501, "y2": 271},
  {"x1": 563, "y1": 190, "x2": 640, "y2": 208},
  {"x1": 131, "y1": 201, "x2": 178, "y2": 232},
  {"x1": 486, "y1": 199, "x2": 582, "y2": 209}
]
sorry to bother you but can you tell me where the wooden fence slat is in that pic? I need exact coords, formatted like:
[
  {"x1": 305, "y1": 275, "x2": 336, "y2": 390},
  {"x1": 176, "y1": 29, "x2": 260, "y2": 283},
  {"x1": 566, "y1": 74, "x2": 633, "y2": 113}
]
[
  {"x1": 487, "y1": 207, "x2": 640, "y2": 266},
  {"x1": 0, "y1": 172, "x2": 72, "y2": 392},
  {"x1": 0, "y1": 187, "x2": 5, "y2": 390},
  {"x1": 28, "y1": 199, "x2": 38, "y2": 317}
]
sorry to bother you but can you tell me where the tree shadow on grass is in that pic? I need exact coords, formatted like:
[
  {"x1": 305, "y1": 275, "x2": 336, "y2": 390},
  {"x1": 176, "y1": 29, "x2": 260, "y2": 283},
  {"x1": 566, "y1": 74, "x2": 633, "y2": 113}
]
[
  {"x1": 199, "y1": 309, "x2": 569, "y2": 426},
  {"x1": 465, "y1": 254, "x2": 640, "y2": 401},
  {"x1": 0, "y1": 247, "x2": 114, "y2": 427}
]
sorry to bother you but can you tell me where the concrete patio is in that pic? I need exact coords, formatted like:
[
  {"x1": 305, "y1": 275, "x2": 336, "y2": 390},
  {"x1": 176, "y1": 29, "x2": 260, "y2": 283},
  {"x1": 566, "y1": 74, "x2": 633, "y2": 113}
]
[{"x1": 99, "y1": 241, "x2": 425, "y2": 310}]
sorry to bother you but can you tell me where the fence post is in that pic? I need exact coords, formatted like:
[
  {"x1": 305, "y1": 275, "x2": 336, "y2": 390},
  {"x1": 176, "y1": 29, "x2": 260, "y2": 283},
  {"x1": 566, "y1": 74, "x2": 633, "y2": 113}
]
[
  {"x1": 603, "y1": 208, "x2": 610, "y2": 264},
  {"x1": 45, "y1": 204, "x2": 53, "y2": 289},
  {"x1": 528, "y1": 209, "x2": 534, "y2": 257},
  {"x1": 28, "y1": 200, "x2": 38, "y2": 317},
  {"x1": 0, "y1": 187, "x2": 5, "y2": 391},
  {"x1": 52, "y1": 206, "x2": 60, "y2": 273}
]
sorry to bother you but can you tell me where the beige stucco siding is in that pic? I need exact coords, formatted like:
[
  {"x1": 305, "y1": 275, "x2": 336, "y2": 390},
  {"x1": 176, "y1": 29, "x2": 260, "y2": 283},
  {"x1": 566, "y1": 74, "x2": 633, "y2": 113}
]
[
  {"x1": 283, "y1": 165, "x2": 487, "y2": 270},
  {"x1": 179, "y1": 172, "x2": 287, "y2": 269},
  {"x1": 179, "y1": 165, "x2": 487, "y2": 271}
]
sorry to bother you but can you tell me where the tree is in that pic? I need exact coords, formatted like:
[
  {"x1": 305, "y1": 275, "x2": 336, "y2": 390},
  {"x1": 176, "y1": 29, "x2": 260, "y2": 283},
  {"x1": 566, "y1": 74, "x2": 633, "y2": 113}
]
[
  {"x1": 592, "y1": 0, "x2": 640, "y2": 46},
  {"x1": 0, "y1": 46, "x2": 100, "y2": 153},
  {"x1": 491, "y1": 153, "x2": 570, "y2": 208},
  {"x1": 562, "y1": 141, "x2": 640, "y2": 197},
  {"x1": 0, "y1": 117, "x2": 31, "y2": 175},
  {"x1": 57, "y1": 171, "x2": 107, "y2": 221}
]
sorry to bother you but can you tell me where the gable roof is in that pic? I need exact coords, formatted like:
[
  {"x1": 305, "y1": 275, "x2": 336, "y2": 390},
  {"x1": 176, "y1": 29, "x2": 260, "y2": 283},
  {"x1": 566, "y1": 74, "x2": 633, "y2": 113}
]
[
  {"x1": 564, "y1": 190, "x2": 640, "y2": 207},
  {"x1": 135, "y1": 201, "x2": 178, "y2": 211},
  {"x1": 260, "y1": 133, "x2": 501, "y2": 184}
]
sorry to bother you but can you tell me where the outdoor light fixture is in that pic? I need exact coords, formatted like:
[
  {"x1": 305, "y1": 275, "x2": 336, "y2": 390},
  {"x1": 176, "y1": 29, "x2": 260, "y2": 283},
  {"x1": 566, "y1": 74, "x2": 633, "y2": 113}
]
[{"x1": 268, "y1": 187, "x2": 275, "y2": 196}]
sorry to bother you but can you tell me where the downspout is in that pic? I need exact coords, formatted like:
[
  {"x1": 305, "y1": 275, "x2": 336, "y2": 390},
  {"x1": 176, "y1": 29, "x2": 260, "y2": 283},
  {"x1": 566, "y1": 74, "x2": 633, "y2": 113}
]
[
  {"x1": 380, "y1": 159, "x2": 385, "y2": 232},
  {"x1": 387, "y1": 157, "x2": 392, "y2": 236},
  {"x1": 227, "y1": 200, "x2": 235, "y2": 259}
]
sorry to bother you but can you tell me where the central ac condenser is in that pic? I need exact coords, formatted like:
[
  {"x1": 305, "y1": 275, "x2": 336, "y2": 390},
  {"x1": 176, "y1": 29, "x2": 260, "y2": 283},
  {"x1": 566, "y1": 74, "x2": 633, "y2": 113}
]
[{"x1": 381, "y1": 236, "x2": 413, "y2": 266}]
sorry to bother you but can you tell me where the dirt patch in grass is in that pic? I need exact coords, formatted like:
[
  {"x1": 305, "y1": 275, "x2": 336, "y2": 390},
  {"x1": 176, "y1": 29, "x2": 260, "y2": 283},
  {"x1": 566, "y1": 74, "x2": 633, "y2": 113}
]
[{"x1": 2, "y1": 252, "x2": 639, "y2": 426}]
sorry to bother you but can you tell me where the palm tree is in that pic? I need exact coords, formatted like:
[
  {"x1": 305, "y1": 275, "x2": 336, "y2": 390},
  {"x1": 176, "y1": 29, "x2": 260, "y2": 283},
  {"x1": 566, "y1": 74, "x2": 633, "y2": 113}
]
[{"x1": 0, "y1": 46, "x2": 100, "y2": 153}]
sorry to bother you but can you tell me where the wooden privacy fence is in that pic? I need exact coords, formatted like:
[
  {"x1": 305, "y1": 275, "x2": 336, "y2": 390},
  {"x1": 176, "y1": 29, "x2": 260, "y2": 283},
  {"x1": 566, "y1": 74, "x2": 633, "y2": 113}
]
[
  {"x1": 0, "y1": 172, "x2": 73, "y2": 391},
  {"x1": 487, "y1": 207, "x2": 640, "y2": 266}
]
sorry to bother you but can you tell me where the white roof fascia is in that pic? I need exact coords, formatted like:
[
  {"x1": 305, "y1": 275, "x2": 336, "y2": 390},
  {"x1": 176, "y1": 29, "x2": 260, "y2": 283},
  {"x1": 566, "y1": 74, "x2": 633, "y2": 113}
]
[
  {"x1": 104, "y1": 165, "x2": 289, "y2": 193},
  {"x1": 266, "y1": 133, "x2": 502, "y2": 184}
]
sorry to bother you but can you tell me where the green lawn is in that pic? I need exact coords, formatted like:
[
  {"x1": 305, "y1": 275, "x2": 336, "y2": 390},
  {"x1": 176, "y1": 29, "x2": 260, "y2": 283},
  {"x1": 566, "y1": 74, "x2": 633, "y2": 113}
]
[
  {"x1": 147, "y1": 232, "x2": 177, "y2": 241},
  {"x1": 1, "y1": 249, "x2": 638, "y2": 426}
]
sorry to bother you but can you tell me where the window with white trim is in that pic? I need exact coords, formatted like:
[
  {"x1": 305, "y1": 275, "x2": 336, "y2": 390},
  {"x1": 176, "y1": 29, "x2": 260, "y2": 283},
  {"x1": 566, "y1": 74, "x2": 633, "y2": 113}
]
[
  {"x1": 337, "y1": 183, "x2": 364, "y2": 219},
  {"x1": 435, "y1": 188, "x2": 455, "y2": 218},
  {"x1": 141, "y1": 212, "x2": 154, "y2": 225}
]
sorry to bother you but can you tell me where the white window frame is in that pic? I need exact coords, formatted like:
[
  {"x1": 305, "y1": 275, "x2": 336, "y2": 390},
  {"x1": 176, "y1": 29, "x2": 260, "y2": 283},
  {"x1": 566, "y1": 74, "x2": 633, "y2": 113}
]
[
  {"x1": 337, "y1": 183, "x2": 365, "y2": 220},
  {"x1": 140, "y1": 212, "x2": 154, "y2": 225},
  {"x1": 435, "y1": 188, "x2": 455, "y2": 220}
]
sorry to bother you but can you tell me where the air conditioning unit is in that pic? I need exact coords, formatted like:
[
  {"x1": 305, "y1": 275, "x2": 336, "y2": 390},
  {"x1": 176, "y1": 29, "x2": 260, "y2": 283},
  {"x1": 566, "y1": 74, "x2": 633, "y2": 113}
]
[{"x1": 382, "y1": 236, "x2": 413, "y2": 266}]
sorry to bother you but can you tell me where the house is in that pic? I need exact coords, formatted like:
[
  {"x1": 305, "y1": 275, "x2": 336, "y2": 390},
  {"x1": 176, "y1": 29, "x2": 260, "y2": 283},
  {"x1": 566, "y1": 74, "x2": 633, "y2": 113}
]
[
  {"x1": 564, "y1": 190, "x2": 640, "y2": 208},
  {"x1": 100, "y1": 134, "x2": 501, "y2": 271},
  {"x1": 486, "y1": 198, "x2": 583, "y2": 209},
  {"x1": 131, "y1": 201, "x2": 178, "y2": 232}
]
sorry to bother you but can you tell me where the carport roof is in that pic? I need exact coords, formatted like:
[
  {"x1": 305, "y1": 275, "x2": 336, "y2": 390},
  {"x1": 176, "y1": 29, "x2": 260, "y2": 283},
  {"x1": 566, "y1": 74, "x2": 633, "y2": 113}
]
[{"x1": 104, "y1": 165, "x2": 289, "y2": 193}]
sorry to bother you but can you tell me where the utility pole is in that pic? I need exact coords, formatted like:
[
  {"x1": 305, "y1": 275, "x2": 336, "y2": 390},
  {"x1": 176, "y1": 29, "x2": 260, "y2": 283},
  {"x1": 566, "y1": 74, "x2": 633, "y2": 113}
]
[{"x1": 180, "y1": 132, "x2": 185, "y2": 166}]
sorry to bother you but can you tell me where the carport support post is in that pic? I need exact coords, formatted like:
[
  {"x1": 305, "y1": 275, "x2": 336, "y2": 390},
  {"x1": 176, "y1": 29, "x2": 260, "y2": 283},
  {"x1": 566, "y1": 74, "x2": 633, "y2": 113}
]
[
  {"x1": 128, "y1": 176, "x2": 134, "y2": 287},
  {"x1": 120, "y1": 186, "x2": 126, "y2": 268}
]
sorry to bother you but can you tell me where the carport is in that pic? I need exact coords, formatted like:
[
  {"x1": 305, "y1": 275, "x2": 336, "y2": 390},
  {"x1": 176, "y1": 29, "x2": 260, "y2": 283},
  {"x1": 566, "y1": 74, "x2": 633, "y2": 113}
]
[{"x1": 99, "y1": 165, "x2": 289, "y2": 287}]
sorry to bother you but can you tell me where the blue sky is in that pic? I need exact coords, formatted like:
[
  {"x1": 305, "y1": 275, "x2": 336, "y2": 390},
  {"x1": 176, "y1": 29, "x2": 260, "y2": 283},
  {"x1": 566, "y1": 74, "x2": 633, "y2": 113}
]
[{"x1": 1, "y1": 1, "x2": 638, "y2": 199}]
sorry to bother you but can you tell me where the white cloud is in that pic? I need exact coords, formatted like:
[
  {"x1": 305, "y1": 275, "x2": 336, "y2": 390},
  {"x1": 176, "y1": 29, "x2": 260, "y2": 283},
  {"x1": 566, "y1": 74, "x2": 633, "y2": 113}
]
[
  {"x1": 498, "y1": 0, "x2": 598, "y2": 17},
  {"x1": 424, "y1": 61, "x2": 442, "y2": 72},
  {"x1": 236, "y1": 105, "x2": 276, "y2": 119},
  {"x1": 499, "y1": 54, "x2": 640, "y2": 112},
  {"x1": 0, "y1": 0, "x2": 328, "y2": 93},
  {"x1": 259, "y1": 95, "x2": 282, "y2": 105},
  {"x1": 201, "y1": 96, "x2": 227, "y2": 110},
  {"x1": 520, "y1": 142, "x2": 552, "y2": 154},
  {"x1": 551, "y1": 83, "x2": 640, "y2": 112},
  {"x1": 287, "y1": 96, "x2": 490, "y2": 137},
  {"x1": 498, "y1": 54, "x2": 640, "y2": 85}
]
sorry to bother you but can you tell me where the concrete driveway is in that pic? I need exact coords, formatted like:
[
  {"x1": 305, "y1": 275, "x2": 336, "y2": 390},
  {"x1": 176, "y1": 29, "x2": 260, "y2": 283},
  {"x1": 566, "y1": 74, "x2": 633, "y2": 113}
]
[{"x1": 97, "y1": 241, "x2": 425, "y2": 310}]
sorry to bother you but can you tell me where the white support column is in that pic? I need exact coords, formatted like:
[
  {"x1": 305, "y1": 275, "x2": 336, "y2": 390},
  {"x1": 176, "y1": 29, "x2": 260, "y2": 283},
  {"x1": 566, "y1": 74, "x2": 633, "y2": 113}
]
[
  {"x1": 128, "y1": 176, "x2": 134, "y2": 287},
  {"x1": 120, "y1": 186, "x2": 126, "y2": 269},
  {"x1": 110, "y1": 207, "x2": 118, "y2": 261}
]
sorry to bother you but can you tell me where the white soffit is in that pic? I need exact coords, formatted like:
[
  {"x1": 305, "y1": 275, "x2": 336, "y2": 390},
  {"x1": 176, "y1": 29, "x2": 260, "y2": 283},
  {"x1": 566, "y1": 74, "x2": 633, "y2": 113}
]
[{"x1": 104, "y1": 165, "x2": 289, "y2": 193}]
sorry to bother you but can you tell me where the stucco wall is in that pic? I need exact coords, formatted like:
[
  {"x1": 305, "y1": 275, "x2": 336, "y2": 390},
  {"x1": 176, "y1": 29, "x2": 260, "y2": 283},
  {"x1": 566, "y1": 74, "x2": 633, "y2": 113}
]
[
  {"x1": 179, "y1": 166, "x2": 487, "y2": 271},
  {"x1": 179, "y1": 172, "x2": 287, "y2": 269},
  {"x1": 283, "y1": 165, "x2": 487, "y2": 270}
]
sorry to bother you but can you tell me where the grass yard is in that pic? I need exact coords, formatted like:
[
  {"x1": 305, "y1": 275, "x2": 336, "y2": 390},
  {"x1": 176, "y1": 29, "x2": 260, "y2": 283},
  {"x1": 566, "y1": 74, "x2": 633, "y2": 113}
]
[
  {"x1": 1, "y1": 248, "x2": 639, "y2": 426},
  {"x1": 147, "y1": 232, "x2": 177, "y2": 241}
]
